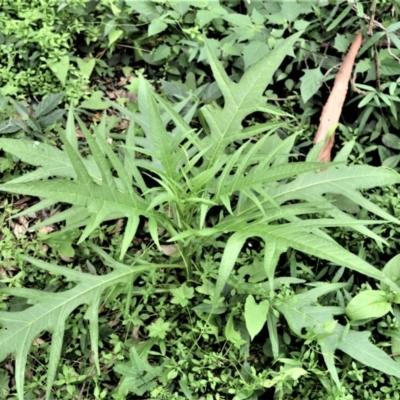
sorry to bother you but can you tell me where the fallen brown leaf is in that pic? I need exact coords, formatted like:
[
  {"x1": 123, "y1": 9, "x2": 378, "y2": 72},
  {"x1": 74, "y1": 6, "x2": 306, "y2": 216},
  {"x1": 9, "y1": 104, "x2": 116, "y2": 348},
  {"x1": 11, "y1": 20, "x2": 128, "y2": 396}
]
[{"x1": 313, "y1": 30, "x2": 363, "y2": 163}]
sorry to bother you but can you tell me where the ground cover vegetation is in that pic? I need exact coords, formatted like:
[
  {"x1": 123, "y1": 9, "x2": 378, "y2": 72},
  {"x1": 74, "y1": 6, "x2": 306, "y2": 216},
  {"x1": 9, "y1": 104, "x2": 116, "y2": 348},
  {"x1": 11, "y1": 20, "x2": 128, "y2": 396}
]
[{"x1": 1, "y1": 0, "x2": 400, "y2": 399}]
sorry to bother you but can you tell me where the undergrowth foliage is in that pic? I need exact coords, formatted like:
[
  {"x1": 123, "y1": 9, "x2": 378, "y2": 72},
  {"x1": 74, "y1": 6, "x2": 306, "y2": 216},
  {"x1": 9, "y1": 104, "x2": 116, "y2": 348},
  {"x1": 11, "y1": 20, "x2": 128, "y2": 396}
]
[{"x1": 1, "y1": 33, "x2": 400, "y2": 399}]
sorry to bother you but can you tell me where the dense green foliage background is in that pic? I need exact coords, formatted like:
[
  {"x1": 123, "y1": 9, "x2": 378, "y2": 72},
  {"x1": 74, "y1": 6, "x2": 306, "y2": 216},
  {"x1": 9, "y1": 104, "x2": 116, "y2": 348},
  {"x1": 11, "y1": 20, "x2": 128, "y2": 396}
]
[{"x1": 1, "y1": 1, "x2": 400, "y2": 399}]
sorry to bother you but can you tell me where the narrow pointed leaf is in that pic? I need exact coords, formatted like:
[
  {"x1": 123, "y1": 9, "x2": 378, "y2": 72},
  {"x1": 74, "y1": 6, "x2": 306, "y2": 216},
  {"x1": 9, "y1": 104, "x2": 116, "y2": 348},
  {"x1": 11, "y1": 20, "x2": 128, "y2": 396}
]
[
  {"x1": 203, "y1": 32, "x2": 301, "y2": 164},
  {"x1": 0, "y1": 255, "x2": 177, "y2": 400}
]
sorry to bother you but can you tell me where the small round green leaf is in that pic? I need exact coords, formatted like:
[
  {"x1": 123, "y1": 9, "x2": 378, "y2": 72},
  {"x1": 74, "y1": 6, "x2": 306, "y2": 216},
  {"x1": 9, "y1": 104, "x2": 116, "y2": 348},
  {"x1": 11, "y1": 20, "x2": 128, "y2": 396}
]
[
  {"x1": 300, "y1": 68, "x2": 323, "y2": 103},
  {"x1": 382, "y1": 254, "x2": 400, "y2": 291},
  {"x1": 244, "y1": 295, "x2": 269, "y2": 340},
  {"x1": 346, "y1": 290, "x2": 392, "y2": 321}
]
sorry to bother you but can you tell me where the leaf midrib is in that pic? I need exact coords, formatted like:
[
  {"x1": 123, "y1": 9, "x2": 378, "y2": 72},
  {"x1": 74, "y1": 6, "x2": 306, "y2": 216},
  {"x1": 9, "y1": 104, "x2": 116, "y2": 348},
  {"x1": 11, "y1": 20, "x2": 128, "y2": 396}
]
[
  {"x1": 236, "y1": 170, "x2": 392, "y2": 218},
  {"x1": 0, "y1": 269, "x2": 131, "y2": 351},
  {"x1": 207, "y1": 87, "x2": 262, "y2": 168}
]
